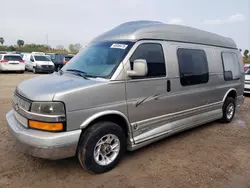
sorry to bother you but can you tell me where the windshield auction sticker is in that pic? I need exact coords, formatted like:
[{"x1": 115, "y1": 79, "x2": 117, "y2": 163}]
[{"x1": 110, "y1": 44, "x2": 128, "y2": 49}]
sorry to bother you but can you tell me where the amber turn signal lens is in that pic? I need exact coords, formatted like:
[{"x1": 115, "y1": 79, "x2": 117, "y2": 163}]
[{"x1": 29, "y1": 120, "x2": 63, "y2": 131}]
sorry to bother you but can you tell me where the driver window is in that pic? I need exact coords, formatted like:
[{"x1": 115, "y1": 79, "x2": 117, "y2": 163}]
[{"x1": 130, "y1": 43, "x2": 166, "y2": 78}]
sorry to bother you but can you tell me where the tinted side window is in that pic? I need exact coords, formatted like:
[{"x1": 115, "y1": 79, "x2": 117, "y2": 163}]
[
  {"x1": 222, "y1": 52, "x2": 240, "y2": 81},
  {"x1": 130, "y1": 43, "x2": 166, "y2": 78},
  {"x1": 177, "y1": 48, "x2": 209, "y2": 86},
  {"x1": 30, "y1": 56, "x2": 34, "y2": 61}
]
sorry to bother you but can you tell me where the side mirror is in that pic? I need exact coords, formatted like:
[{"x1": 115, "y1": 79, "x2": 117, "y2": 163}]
[{"x1": 127, "y1": 59, "x2": 148, "y2": 77}]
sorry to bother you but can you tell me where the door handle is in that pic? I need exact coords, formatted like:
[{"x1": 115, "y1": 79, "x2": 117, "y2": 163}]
[{"x1": 167, "y1": 80, "x2": 171, "y2": 92}]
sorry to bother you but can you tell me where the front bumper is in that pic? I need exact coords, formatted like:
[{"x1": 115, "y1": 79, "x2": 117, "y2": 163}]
[
  {"x1": 244, "y1": 83, "x2": 250, "y2": 93},
  {"x1": 6, "y1": 110, "x2": 81, "y2": 160},
  {"x1": 35, "y1": 66, "x2": 54, "y2": 73}
]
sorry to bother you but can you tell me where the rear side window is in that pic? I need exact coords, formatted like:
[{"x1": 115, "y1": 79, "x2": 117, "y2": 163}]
[
  {"x1": 4, "y1": 55, "x2": 22, "y2": 61},
  {"x1": 0, "y1": 55, "x2": 2, "y2": 60},
  {"x1": 177, "y1": 48, "x2": 209, "y2": 86},
  {"x1": 130, "y1": 43, "x2": 166, "y2": 78},
  {"x1": 222, "y1": 52, "x2": 240, "y2": 81}
]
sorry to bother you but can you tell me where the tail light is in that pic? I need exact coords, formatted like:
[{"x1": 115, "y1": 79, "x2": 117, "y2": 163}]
[
  {"x1": 0, "y1": 60, "x2": 8, "y2": 63},
  {"x1": 19, "y1": 60, "x2": 24, "y2": 63}
]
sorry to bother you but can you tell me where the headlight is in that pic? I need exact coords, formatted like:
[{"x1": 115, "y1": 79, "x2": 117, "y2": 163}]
[{"x1": 31, "y1": 102, "x2": 65, "y2": 116}]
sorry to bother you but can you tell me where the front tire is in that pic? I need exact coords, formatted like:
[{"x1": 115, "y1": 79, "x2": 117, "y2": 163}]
[
  {"x1": 77, "y1": 121, "x2": 126, "y2": 174},
  {"x1": 32, "y1": 67, "x2": 37, "y2": 74},
  {"x1": 221, "y1": 97, "x2": 236, "y2": 123}
]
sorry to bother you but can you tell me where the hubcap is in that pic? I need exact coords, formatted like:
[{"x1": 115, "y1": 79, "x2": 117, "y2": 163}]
[
  {"x1": 93, "y1": 134, "x2": 120, "y2": 166},
  {"x1": 226, "y1": 103, "x2": 234, "y2": 120}
]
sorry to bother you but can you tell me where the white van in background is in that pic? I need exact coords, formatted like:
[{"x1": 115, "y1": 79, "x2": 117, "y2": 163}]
[
  {"x1": 22, "y1": 52, "x2": 55, "y2": 74},
  {"x1": 0, "y1": 54, "x2": 25, "y2": 73}
]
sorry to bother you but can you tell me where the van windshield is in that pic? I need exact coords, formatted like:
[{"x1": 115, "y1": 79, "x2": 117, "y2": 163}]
[
  {"x1": 61, "y1": 41, "x2": 134, "y2": 78},
  {"x1": 34, "y1": 55, "x2": 50, "y2": 61}
]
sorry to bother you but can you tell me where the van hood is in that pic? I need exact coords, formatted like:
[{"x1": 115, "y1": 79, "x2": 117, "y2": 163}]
[{"x1": 16, "y1": 73, "x2": 105, "y2": 101}]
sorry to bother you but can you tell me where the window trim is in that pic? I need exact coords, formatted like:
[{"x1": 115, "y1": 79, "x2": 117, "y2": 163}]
[
  {"x1": 129, "y1": 42, "x2": 167, "y2": 80},
  {"x1": 221, "y1": 52, "x2": 240, "y2": 81},
  {"x1": 177, "y1": 48, "x2": 209, "y2": 86}
]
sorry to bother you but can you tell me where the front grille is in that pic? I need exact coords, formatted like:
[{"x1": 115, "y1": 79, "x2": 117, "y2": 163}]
[
  {"x1": 244, "y1": 88, "x2": 250, "y2": 92},
  {"x1": 41, "y1": 65, "x2": 53, "y2": 68},
  {"x1": 12, "y1": 92, "x2": 31, "y2": 111}
]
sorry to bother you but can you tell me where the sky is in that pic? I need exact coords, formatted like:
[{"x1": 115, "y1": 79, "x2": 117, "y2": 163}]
[{"x1": 0, "y1": 0, "x2": 249, "y2": 50}]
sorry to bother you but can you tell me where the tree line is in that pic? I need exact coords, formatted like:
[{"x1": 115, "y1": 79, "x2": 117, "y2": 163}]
[
  {"x1": 0, "y1": 37, "x2": 82, "y2": 54},
  {"x1": 241, "y1": 49, "x2": 250, "y2": 63}
]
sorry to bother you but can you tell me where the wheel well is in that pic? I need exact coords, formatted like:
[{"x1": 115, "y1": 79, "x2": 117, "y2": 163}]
[
  {"x1": 86, "y1": 114, "x2": 129, "y2": 138},
  {"x1": 226, "y1": 90, "x2": 237, "y2": 100}
]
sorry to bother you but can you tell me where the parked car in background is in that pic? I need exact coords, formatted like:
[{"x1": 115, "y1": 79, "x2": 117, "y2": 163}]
[
  {"x1": 244, "y1": 68, "x2": 250, "y2": 94},
  {"x1": 244, "y1": 63, "x2": 250, "y2": 71},
  {"x1": 46, "y1": 53, "x2": 64, "y2": 71},
  {"x1": 63, "y1": 55, "x2": 74, "y2": 65},
  {"x1": 46, "y1": 54, "x2": 74, "y2": 71},
  {"x1": 0, "y1": 54, "x2": 25, "y2": 73},
  {"x1": 6, "y1": 21, "x2": 244, "y2": 174},
  {"x1": 22, "y1": 52, "x2": 54, "y2": 73}
]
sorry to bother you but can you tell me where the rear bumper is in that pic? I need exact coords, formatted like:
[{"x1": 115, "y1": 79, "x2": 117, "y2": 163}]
[
  {"x1": 6, "y1": 110, "x2": 81, "y2": 160},
  {"x1": 0, "y1": 64, "x2": 25, "y2": 71}
]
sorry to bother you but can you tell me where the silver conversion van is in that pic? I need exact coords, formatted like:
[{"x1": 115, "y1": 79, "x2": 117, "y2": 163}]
[{"x1": 6, "y1": 21, "x2": 244, "y2": 174}]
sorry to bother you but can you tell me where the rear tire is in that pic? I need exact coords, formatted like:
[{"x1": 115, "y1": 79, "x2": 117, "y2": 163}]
[
  {"x1": 220, "y1": 97, "x2": 235, "y2": 123},
  {"x1": 77, "y1": 121, "x2": 126, "y2": 174}
]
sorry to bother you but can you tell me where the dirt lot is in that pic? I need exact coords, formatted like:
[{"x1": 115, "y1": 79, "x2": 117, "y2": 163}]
[{"x1": 0, "y1": 73, "x2": 250, "y2": 188}]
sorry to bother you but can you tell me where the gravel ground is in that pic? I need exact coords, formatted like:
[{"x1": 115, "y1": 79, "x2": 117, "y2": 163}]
[{"x1": 0, "y1": 73, "x2": 250, "y2": 188}]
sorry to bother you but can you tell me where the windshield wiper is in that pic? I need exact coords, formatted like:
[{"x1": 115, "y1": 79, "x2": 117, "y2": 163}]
[{"x1": 66, "y1": 69, "x2": 89, "y2": 80}]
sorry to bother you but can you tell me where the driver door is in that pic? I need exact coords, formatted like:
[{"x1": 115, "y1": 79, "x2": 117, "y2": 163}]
[{"x1": 125, "y1": 41, "x2": 171, "y2": 143}]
